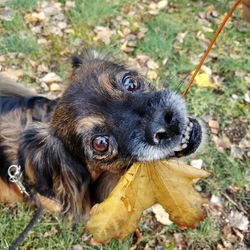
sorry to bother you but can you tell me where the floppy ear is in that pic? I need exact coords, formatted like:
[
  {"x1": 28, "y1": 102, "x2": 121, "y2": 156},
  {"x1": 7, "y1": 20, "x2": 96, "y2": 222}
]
[{"x1": 19, "y1": 124, "x2": 91, "y2": 219}]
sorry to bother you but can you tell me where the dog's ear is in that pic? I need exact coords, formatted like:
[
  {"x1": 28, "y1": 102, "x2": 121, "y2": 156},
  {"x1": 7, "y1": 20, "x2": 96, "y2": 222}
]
[
  {"x1": 71, "y1": 56, "x2": 83, "y2": 68},
  {"x1": 19, "y1": 124, "x2": 91, "y2": 218}
]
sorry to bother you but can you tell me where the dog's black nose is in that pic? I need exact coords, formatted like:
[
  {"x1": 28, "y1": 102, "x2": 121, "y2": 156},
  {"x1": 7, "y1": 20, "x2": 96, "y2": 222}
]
[{"x1": 146, "y1": 110, "x2": 181, "y2": 145}]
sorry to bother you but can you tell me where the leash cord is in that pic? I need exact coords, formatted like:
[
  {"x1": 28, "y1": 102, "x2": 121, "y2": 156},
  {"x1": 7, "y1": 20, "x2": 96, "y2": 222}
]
[
  {"x1": 182, "y1": 0, "x2": 242, "y2": 96},
  {"x1": 9, "y1": 206, "x2": 43, "y2": 250}
]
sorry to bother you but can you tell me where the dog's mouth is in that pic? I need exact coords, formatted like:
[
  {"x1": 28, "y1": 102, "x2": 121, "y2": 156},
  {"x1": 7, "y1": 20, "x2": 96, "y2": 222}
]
[
  {"x1": 171, "y1": 117, "x2": 202, "y2": 158},
  {"x1": 130, "y1": 117, "x2": 202, "y2": 162}
]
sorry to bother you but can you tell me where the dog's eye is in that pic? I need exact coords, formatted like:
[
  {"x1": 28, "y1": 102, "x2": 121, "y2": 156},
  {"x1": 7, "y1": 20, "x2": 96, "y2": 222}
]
[
  {"x1": 92, "y1": 136, "x2": 109, "y2": 153},
  {"x1": 122, "y1": 75, "x2": 140, "y2": 92}
]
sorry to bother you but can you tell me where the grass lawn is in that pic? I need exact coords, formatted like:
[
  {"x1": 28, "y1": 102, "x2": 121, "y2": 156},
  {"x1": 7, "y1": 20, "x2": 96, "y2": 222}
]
[{"x1": 0, "y1": 0, "x2": 249, "y2": 249}]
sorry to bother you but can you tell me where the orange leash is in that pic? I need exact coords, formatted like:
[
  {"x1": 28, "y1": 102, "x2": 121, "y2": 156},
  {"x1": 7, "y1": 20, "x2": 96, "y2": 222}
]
[{"x1": 182, "y1": 0, "x2": 242, "y2": 96}]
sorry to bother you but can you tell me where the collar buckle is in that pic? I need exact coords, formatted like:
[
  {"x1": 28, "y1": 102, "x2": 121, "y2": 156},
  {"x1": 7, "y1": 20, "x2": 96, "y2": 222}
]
[{"x1": 8, "y1": 165, "x2": 30, "y2": 197}]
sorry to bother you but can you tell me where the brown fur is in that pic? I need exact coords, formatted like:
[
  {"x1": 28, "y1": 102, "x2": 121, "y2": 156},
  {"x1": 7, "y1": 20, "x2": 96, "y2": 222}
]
[
  {"x1": 0, "y1": 178, "x2": 23, "y2": 203},
  {"x1": 35, "y1": 194, "x2": 62, "y2": 213},
  {"x1": 77, "y1": 116, "x2": 105, "y2": 134},
  {"x1": 98, "y1": 73, "x2": 124, "y2": 100}
]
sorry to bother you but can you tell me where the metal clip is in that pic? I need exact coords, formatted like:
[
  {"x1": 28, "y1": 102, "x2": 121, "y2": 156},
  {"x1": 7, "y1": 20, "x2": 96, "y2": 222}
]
[{"x1": 8, "y1": 165, "x2": 30, "y2": 197}]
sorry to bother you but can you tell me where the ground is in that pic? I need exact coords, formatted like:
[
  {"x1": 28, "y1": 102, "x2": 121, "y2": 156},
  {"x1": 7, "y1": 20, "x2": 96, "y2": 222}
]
[{"x1": 0, "y1": 0, "x2": 249, "y2": 249}]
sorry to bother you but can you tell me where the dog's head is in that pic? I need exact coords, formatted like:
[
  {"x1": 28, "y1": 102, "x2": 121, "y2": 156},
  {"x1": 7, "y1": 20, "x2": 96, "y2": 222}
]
[
  {"x1": 19, "y1": 50, "x2": 203, "y2": 216},
  {"x1": 51, "y1": 51, "x2": 202, "y2": 178}
]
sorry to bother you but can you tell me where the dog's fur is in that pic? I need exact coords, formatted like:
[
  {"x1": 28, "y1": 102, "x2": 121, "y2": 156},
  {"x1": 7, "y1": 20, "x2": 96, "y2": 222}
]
[{"x1": 0, "y1": 50, "x2": 202, "y2": 222}]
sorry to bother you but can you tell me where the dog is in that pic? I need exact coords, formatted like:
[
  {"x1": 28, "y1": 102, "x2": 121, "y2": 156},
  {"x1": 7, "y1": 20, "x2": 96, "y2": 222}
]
[{"x1": 0, "y1": 50, "x2": 202, "y2": 222}]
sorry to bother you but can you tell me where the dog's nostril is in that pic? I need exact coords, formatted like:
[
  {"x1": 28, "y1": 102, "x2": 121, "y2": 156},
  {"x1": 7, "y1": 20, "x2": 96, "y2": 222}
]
[
  {"x1": 154, "y1": 128, "x2": 169, "y2": 144},
  {"x1": 164, "y1": 111, "x2": 173, "y2": 124}
]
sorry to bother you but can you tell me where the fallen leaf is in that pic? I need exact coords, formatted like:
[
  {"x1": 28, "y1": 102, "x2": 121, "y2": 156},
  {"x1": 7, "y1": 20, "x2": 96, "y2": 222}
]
[
  {"x1": 25, "y1": 12, "x2": 46, "y2": 24},
  {"x1": 162, "y1": 57, "x2": 168, "y2": 66},
  {"x1": 176, "y1": 32, "x2": 187, "y2": 43},
  {"x1": 157, "y1": 0, "x2": 168, "y2": 10},
  {"x1": 244, "y1": 93, "x2": 250, "y2": 103},
  {"x1": 41, "y1": 72, "x2": 61, "y2": 84},
  {"x1": 43, "y1": 6, "x2": 59, "y2": 17},
  {"x1": 148, "y1": 0, "x2": 168, "y2": 15},
  {"x1": 208, "y1": 119, "x2": 220, "y2": 134},
  {"x1": 65, "y1": 1, "x2": 76, "y2": 9},
  {"x1": 71, "y1": 245, "x2": 83, "y2": 250},
  {"x1": 193, "y1": 71, "x2": 218, "y2": 89},
  {"x1": 136, "y1": 31, "x2": 145, "y2": 40},
  {"x1": 0, "y1": 7, "x2": 13, "y2": 21},
  {"x1": 146, "y1": 59, "x2": 159, "y2": 70},
  {"x1": 94, "y1": 26, "x2": 113, "y2": 45},
  {"x1": 190, "y1": 159, "x2": 203, "y2": 169},
  {"x1": 37, "y1": 64, "x2": 49, "y2": 73},
  {"x1": 209, "y1": 194, "x2": 223, "y2": 215},
  {"x1": 152, "y1": 204, "x2": 173, "y2": 225},
  {"x1": 201, "y1": 65, "x2": 212, "y2": 76},
  {"x1": 0, "y1": 55, "x2": 5, "y2": 62},
  {"x1": 0, "y1": 69, "x2": 23, "y2": 81},
  {"x1": 212, "y1": 134, "x2": 231, "y2": 153},
  {"x1": 86, "y1": 160, "x2": 209, "y2": 242},
  {"x1": 228, "y1": 211, "x2": 249, "y2": 231},
  {"x1": 121, "y1": 40, "x2": 134, "y2": 53},
  {"x1": 50, "y1": 83, "x2": 62, "y2": 92},
  {"x1": 147, "y1": 70, "x2": 158, "y2": 80},
  {"x1": 230, "y1": 145, "x2": 245, "y2": 160}
]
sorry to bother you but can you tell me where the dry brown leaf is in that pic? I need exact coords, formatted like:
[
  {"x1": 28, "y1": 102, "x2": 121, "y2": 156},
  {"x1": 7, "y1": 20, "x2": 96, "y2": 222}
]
[
  {"x1": 41, "y1": 72, "x2": 61, "y2": 84},
  {"x1": 0, "y1": 69, "x2": 23, "y2": 81},
  {"x1": 86, "y1": 160, "x2": 209, "y2": 242},
  {"x1": 228, "y1": 211, "x2": 249, "y2": 231},
  {"x1": 94, "y1": 26, "x2": 113, "y2": 45}
]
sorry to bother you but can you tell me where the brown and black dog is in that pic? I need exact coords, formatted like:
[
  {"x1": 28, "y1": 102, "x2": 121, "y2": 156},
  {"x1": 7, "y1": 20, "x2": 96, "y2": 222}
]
[{"x1": 0, "y1": 50, "x2": 202, "y2": 222}]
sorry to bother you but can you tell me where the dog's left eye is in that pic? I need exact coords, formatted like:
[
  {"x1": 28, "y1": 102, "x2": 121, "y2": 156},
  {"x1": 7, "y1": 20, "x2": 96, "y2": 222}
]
[
  {"x1": 122, "y1": 75, "x2": 140, "y2": 92},
  {"x1": 92, "y1": 136, "x2": 109, "y2": 153}
]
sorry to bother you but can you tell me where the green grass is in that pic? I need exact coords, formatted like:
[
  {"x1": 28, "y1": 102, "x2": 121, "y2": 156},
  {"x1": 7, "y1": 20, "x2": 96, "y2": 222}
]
[
  {"x1": 198, "y1": 145, "x2": 249, "y2": 190},
  {"x1": 9, "y1": 0, "x2": 39, "y2": 11},
  {"x1": 2, "y1": 14, "x2": 26, "y2": 32},
  {"x1": 0, "y1": 33, "x2": 39, "y2": 55},
  {"x1": 0, "y1": 204, "x2": 133, "y2": 250},
  {"x1": 68, "y1": 0, "x2": 122, "y2": 39},
  {"x1": 0, "y1": 0, "x2": 249, "y2": 249},
  {"x1": 184, "y1": 217, "x2": 220, "y2": 249}
]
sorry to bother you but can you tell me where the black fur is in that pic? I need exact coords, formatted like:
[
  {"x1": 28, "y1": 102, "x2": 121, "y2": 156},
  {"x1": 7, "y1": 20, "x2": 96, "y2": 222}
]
[{"x1": 71, "y1": 56, "x2": 83, "y2": 68}]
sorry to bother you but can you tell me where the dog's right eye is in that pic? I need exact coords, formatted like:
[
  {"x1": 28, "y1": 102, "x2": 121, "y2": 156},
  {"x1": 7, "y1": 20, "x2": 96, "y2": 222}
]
[
  {"x1": 122, "y1": 75, "x2": 140, "y2": 92},
  {"x1": 92, "y1": 136, "x2": 109, "y2": 153}
]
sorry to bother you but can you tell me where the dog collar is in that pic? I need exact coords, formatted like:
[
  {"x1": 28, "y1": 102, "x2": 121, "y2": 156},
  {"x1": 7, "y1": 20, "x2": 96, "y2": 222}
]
[{"x1": 8, "y1": 165, "x2": 30, "y2": 197}]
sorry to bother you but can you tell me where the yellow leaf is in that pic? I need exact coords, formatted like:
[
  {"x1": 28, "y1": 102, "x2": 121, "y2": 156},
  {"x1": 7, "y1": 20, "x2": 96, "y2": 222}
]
[
  {"x1": 86, "y1": 164, "x2": 155, "y2": 242},
  {"x1": 86, "y1": 160, "x2": 210, "y2": 243},
  {"x1": 193, "y1": 71, "x2": 218, "y2": 89},
  {"x1": 148, "y1": 161, "x2": 209, "y2": 228}
]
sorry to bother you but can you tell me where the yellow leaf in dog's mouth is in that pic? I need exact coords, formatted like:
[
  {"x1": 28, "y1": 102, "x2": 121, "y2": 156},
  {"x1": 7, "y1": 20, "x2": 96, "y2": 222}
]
[{"x1": 86, "y1": 160, "x2": 210, "y2": 243}]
